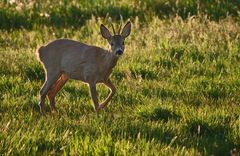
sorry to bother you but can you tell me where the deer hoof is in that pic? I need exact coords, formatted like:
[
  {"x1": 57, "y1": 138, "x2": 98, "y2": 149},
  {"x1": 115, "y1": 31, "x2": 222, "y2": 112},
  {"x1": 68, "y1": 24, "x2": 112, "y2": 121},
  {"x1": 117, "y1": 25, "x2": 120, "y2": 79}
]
[{"x1": 39, "y1": 103, "x2": 46, "y2": 115}]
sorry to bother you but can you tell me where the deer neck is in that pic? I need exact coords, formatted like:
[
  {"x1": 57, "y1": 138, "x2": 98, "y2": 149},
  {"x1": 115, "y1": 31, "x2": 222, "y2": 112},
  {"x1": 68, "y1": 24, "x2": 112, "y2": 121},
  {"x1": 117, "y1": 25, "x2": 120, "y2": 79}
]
[{"x1": 105, "y1": 50, "x2": 119, "y2": 70}]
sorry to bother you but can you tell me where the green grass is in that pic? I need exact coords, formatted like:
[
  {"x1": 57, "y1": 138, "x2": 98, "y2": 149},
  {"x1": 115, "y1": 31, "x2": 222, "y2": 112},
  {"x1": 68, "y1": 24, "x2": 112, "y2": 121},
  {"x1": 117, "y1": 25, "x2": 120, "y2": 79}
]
[{"x1": 1, "y1": 0, "x2": 240, "y2": 155}]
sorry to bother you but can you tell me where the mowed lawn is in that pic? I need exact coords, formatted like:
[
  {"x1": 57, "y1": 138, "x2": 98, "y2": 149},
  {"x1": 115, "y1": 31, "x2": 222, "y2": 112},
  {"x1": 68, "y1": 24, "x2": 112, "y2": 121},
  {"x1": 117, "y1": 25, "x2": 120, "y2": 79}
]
[{"x1": 0, "y1": 0, "x2": 240, "y2": 155}]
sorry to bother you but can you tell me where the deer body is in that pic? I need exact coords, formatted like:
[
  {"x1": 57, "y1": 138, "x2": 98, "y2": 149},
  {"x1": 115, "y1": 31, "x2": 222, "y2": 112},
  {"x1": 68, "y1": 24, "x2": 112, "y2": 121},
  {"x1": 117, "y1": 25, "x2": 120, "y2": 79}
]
[
  {"x1": 39, "y1": 39, "x2": 118, "y2": 83},
  {"x1": 37, "y1": 21, "x2": 131, "y2": 114}
]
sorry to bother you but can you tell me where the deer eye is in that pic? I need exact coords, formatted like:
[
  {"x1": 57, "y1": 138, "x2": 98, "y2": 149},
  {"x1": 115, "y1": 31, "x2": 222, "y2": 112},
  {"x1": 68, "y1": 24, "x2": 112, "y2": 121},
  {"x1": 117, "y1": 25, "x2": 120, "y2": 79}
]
[{"x1": 111, "y1": 43, "x2": 114, "y2": 46}]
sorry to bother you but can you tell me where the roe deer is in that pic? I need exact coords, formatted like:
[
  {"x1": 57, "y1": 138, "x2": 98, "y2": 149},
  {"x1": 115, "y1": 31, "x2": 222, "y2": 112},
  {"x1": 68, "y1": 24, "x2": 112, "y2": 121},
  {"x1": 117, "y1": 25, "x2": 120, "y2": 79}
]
[{"x1": 36, "y1": 19, "x2": 131, "y2": 114}]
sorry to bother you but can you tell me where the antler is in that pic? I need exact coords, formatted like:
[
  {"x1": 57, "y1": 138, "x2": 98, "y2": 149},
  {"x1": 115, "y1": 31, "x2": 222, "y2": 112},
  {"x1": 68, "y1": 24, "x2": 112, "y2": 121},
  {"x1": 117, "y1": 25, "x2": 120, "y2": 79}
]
[
  {"x1": 108, "y1": 18, "x2": 116, "y2": 35},
  {"x1": 118, "y1": 15, "x2": 123, "y2": 34}
]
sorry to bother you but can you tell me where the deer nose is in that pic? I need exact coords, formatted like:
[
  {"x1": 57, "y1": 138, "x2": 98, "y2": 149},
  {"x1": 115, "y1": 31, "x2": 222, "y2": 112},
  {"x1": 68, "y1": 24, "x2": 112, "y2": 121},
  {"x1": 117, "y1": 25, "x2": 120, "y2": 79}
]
[{"x1": 116, "y1": 49, "x2": 123, "y2": 55}]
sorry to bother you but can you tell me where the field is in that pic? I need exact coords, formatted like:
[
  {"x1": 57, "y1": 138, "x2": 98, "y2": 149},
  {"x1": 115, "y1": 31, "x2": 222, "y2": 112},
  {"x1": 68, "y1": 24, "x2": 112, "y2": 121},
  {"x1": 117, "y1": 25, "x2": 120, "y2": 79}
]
[{"x1": 0, "y1": 0, "x2": 240, "y2": 155}]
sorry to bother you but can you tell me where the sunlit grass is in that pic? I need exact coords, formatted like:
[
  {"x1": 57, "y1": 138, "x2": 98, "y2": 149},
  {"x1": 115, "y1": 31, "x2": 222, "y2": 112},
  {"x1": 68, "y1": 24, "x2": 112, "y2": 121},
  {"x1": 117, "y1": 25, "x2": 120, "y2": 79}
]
[{"x1": 0, "y1": 0, "x2": 240, "y2": 155}]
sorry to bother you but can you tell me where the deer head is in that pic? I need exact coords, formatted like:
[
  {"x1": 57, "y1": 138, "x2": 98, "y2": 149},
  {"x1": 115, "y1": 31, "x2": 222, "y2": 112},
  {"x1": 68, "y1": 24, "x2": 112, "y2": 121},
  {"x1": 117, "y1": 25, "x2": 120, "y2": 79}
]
[{"x1": 100, "y1": 18, "x2": 131, "y2": 56}]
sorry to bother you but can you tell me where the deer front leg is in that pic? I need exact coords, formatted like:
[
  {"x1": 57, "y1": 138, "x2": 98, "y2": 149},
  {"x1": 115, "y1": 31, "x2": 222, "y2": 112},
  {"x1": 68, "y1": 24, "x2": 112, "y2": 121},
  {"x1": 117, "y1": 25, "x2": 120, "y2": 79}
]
[
  {"x1": 89, "y1": 83, "x2": 100, "y2": 113},
  {"x1": 99, "y1": 79, "x2": 116, "y2": 109}
]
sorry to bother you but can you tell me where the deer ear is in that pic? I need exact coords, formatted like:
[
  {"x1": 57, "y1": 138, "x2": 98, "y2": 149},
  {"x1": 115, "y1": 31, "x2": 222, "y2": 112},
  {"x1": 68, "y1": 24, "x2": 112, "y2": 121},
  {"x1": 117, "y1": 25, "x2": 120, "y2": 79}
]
[
  {"x1": 121, "y1": 21, "x2": 131, "y2": 38},
  {"x1": 100, "y1": 24, "x2": 112, "y2": 39}
]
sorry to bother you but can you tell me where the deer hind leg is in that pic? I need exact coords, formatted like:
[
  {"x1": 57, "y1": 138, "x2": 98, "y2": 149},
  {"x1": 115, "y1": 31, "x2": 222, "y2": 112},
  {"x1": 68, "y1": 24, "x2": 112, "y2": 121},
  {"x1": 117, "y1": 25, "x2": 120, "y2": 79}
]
[
  {"x1": 39, "y1": 71, "x2": 61, "y2": 115},
  {"x1": 99, "y1": 79, "x2": 116, "y2": 109},
  {"x1": 47, "y1": 74, "x2": 68, "y2": 112}
]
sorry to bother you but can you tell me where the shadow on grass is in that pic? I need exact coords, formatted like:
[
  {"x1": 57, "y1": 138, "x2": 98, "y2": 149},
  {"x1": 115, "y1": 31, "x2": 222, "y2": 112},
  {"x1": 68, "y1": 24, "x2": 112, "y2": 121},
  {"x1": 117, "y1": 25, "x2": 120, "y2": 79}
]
[
  {"x1": 1, "y1": 1, "x2": 239, "y2": 30},
  {"x1": 0, "y1": 5, "x2": 142, "y2": 30},
  {"x1": 117, "y1": 118, "x2": 236, "y2": 155},
  {"x1": 119, "y1": 106, "x2": 236, "y2": 154},
  {"x1": 139, "y1": 107, "x2": 181, "y2": 122},
  {"x1": 184, "y1": 120, "x2": 235, "y2": 155}
]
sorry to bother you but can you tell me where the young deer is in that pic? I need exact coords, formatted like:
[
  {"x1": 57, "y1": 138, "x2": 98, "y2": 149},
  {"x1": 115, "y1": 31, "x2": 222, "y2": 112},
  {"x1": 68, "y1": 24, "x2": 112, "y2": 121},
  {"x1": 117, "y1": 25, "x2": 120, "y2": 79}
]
[{"x1": 36, "y1": 20, "x2": 131, "y2": 114}]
